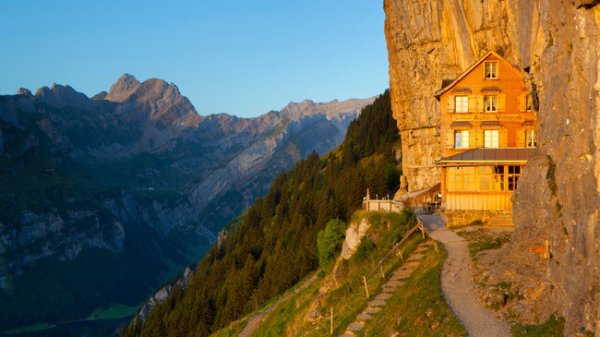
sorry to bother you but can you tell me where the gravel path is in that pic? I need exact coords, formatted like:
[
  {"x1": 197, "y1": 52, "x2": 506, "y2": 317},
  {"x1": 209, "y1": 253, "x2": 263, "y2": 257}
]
[
  {"x1": 238, "y1": 274, "x2": 317, "y2": 337},
  {"x1": 421, "y1": 215, "x2": 512, "y2": 337}
]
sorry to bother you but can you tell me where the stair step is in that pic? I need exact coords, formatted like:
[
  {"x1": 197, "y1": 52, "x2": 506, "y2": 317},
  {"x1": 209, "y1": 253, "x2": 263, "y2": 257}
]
[
  {"x1": 406, "y1": 254, "x2": 424, "y2": 262},
  {"x1": 346, "y1": 322, "x2": 364, "y2": 332},
  {"x1": 385, "y1": 280, "x2": 404, "y2": 287},
  {"x1": 375, "y1": 293, "x2": 392, "y2": 300},
  {"x1": 364, "y1": 307, "x2": 382, "y2": 314},
  {"x1": 368, "y1": 300, "x2": 386, "y2": 307},
  {"x1": 356, "y1": 313, "x2": 373, "y2": 321},
  {"x1": 338, "y1": 334, "x2": 355, "y2": 337}
]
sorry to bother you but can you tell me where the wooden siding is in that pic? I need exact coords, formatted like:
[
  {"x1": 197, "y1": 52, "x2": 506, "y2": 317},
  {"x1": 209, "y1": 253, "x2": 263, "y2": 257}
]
[{"x1": 445, "y1": 191, "x2": 513, "y2": 211}]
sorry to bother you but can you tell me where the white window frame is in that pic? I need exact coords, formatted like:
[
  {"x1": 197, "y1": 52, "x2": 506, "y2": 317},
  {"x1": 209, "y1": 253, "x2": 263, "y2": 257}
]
[
  {"x1": 485, "y1": 62, "x2": 498, "y2": 79},
  {"x1": 455, "y1": 96, "x2": 469, "y2": 113},
  {"x1": 525, "y1": 94, "x2": 532, "y2": 111},
  {"x1": 454, "y1": 130, "x2": 469, "y2": 149},
  {"x1": 484, "y1": 95, "x2": 498, "y2": 112},
  {"x1": 484, "y1": 130, "x2": 499, "y2": 148},
  {"x1": 525, "y1": 129, "x2": 536, "y2": 148}
]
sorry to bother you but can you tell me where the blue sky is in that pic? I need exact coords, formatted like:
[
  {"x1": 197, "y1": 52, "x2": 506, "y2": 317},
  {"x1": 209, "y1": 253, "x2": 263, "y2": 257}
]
[{"x1": 0, "y1": 1, "x2": 388, "y2": 117}]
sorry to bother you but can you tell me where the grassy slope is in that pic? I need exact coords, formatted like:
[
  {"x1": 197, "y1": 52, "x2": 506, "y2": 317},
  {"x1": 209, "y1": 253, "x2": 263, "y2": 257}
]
[
  {"x1": 211, "y1": 211, "x2": 465, "y2": 337},
  {"x1": 362, "y1": 245, "x2": 465, "y2": 337}
]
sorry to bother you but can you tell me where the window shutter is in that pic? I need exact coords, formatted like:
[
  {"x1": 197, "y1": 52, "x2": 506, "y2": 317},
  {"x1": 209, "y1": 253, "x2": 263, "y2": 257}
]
[
  {"x1": 518, "y1": 94, "x2": 526, "y2": 112},
  {"x1": 498, "y1": 94, "x2": 506, "y2": 113},
  {"x1": 476, "y1": 95, "x2": 484, "y2": 113},
  {"x1": 446, "y1": 130, "x2": 454, "y2": 149},
  {"x1": 447, "y1": 95, "x2": 455, "y2": 113},
  {"x1": 499, "y1": 129, "x2": 508, "y2": 148},
  {"x1": 516, "y1": 128, "x2": 525, "y2": 147},
  {"x1": 468, "y1": 95, "x2": 476, "y2": 112},
  {"x1": 474, "y1": 130, "x2": 484, "y2": 148}
]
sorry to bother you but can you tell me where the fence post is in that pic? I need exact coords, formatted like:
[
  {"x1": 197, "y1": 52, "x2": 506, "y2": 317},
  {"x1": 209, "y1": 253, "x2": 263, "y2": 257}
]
[
  {"x1": 380, "y1": 265, "x2": 385, "y2": 279},
  {"x1": 363, "y1": 276, "x2": 370, "y2": 298},
  {"x1": 330, "y1": 306, "x2": 334, "y2": 335}
]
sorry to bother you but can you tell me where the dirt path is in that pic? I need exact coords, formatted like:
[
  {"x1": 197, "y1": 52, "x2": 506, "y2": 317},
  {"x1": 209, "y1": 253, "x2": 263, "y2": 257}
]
[
  {"x1": 421, "y1": 215, "x2": 512, "y2": 337},
  {"x1": 237, "y1": 274, "x2": 317, "y2": 337}
]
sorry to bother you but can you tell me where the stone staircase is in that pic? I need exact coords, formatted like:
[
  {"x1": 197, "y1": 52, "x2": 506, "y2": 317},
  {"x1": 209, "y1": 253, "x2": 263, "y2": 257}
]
[
  {"x1": 486, "y1": 212, "x2": 514, "y2": 227},
  {"x1": 338, "y1": 241, "x2": 432, "y2": 337}
]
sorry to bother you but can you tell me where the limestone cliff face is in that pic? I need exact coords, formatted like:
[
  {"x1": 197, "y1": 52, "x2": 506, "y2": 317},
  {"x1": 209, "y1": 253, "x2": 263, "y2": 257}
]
[
  {"x1": 385, "y1": 0, "x2": 600, "y2": 334},
  {"x1": 384, "y1": 0, "x2": 542, "y2": 191}
]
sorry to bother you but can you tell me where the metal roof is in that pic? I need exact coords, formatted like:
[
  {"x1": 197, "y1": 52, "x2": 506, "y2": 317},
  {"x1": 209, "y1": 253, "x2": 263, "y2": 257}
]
[{"x1": 437, "y1": 148, "x2": 537, "y2": 165}]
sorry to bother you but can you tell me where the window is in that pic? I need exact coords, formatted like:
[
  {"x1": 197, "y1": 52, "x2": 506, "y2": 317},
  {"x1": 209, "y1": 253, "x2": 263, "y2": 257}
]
[
  {"x1": 493, "y1": 165, "x2": 505, "y2": 191},
  {"x1": 525, "y1": 94, "x2": 532, "y2": 111},
  {"x1": 454, "y1": 130, "x2": 469, "y2": 149},
  {"x1": 455, "y1": 96, "x2": 469, "y2": 113},
  {"x1": 485, "y1": 62, "x2": 498, "y2": 79},
  {"x1": 484, "y1": 130, "x2": 499, "y2": 148},
  {"x1": 508, "y1": 166, "x2": 521, "y2": 191},
  {"x1": 484, "y1": 95, "x2": 498, "y2": 112},
  {"x1": 448, "y1": 167, "x2": 475, "y2": 191},
  {"x1": 525, "y1": 129, "x2": 536, "y2": 148}
]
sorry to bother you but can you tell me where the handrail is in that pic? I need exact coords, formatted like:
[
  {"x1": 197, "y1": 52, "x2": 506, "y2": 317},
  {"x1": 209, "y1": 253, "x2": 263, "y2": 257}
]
[{"x1": 365, "y1": 217, "x2": 426, "y2": 280}]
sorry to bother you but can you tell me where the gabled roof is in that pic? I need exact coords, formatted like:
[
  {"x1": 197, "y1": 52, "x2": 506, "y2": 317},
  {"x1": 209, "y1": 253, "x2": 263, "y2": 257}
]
[
  {"x1": 434, "y1": 51, "x2": 521, "y2": 98},
  {"x1": 437, "y1": 148, "x2": 537, "y2": 165}
]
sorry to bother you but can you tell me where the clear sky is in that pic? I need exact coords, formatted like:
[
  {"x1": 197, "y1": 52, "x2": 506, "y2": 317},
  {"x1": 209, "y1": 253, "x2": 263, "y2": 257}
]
[{"x1": 0, "y1": 1, "x2": 388, "y2": 118}]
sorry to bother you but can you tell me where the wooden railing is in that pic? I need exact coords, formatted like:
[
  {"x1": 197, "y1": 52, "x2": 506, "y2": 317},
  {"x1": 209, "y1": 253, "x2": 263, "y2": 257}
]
[{"x1": 364, "y1": 218, "x2": 426, "y2": 281}]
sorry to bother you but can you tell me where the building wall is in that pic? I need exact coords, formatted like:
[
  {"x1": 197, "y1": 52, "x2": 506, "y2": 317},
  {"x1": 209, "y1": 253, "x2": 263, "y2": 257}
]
[{"x1": 439, "y1": 53, "x2": 535, "y2": 157}]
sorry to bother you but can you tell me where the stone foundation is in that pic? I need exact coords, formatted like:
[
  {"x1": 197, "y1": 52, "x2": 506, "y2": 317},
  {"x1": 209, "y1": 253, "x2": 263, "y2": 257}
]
[{"x1": 443, "y1": 210, "x2": 511, "y2": 228}]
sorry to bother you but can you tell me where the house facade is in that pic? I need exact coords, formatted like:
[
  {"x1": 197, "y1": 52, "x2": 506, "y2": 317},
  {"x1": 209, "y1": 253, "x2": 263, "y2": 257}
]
[{"x1": 435, "y1": 51, "x2": 537, "y2": 224}]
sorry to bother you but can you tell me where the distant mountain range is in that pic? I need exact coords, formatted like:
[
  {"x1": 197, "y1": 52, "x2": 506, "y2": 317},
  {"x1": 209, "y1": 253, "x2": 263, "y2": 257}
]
[{"x1": 0, "y1": 74, "x2": 374, "y2": 332}]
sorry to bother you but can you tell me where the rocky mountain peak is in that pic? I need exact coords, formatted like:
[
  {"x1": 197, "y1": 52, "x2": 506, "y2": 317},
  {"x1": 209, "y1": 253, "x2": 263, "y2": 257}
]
[
  {"x1": 280, "y1": 97, "x2": 375, "y2": 121},
  {"x1": 34, "y1": 83, "x2": 91, "y2": 109},
  {"x1": 17, "y1": 88, "x2": 32, "y2": 96},
  {"x1": 106, "y1": 74, "x2": 142, "y2": 102}
]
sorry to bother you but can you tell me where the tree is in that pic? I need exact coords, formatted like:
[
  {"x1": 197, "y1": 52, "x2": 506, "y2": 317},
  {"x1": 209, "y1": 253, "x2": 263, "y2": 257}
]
[{"x1": 317, "y1": 219, "x2": 347, "y2": 270}]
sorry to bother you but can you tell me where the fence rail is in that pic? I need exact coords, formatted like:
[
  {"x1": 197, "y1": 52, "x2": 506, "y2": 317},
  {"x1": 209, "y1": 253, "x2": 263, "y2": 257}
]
[{"x1": 365, "y1": 217, "x2": 426, "y2": 280}]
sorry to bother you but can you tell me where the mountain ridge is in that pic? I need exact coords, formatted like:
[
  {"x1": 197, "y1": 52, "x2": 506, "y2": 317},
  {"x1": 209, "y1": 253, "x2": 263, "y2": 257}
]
[{"x1": 0, "y1": 74, "x2": 374, "y2": 334}]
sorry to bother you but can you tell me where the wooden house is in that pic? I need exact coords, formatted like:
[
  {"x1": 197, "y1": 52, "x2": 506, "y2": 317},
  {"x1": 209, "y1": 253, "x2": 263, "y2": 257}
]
[{"x1": 435, "y1": 51, "x2": 536, "y2": 215}]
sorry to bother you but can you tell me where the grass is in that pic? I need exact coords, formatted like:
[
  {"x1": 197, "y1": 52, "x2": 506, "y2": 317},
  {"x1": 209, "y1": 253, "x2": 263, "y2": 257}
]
[
  {"x1": 85, "y1": 303, "x2": 138, "y2": 320},
  {"x1": 246, "y1": 234, "x2": 423, "y2": 337},
  {"x1": 213, "y1": 211, "x2": 466, "y2": 337},
  {"x1": 362, "y1": 245, "x2": 466, "y2": 337},
  {"x1": 511, "y1": 313, "x2": 565, "y2": 337},
  {"x1": 2, "y1": 323, "x2": 57, "y2": 334},
  {"x1": 209, "y1": 273, "x2": 318, "y2": 337},
  {"x1": 209, "y1": 318, "x2": 248, "y2": 337},
  {"x1": 457, "y1": 229, "x2": 511, "y2": 261}
]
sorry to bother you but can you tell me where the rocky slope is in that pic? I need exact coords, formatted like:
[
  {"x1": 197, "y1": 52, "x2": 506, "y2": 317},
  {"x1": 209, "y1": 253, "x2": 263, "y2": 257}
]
[
  {"x1": 384, "y1": 0, "x2": 600, "y2": 334},
  {"x1": 0, "y1": 74, "x2": 373, "y2": 331}
]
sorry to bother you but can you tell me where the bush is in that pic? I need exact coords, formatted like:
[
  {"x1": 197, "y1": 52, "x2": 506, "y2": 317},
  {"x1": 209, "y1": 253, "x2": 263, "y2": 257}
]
[{"x1": 317, "y1": 219, "x2": 347, "y2": 270}]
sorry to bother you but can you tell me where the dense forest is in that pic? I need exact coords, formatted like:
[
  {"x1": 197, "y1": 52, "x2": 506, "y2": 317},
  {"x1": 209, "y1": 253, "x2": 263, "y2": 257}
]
[{"x1": 121, "y1": 90, "x2": 399, "y2": 337}]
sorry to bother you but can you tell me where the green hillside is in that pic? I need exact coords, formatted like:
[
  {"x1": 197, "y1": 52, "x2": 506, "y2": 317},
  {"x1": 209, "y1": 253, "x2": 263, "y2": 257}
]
[{"x1": 121, "y1": 90, "x2": 401, "y2": 337}]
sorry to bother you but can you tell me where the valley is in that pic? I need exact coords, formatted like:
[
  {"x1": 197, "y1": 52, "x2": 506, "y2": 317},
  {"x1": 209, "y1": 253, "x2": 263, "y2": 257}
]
[{"x1": 0, "y1": 75, "x2": 373, "y2": 335}]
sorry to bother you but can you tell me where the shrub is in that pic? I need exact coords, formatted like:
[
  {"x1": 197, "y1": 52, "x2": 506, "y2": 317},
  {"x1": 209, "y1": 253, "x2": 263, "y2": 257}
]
[{"x1": 317, "y1": 219, "x2": 347, "y2": 270}]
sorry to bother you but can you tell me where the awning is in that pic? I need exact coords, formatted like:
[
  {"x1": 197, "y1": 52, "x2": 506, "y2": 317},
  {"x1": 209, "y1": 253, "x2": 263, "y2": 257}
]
[
  {"x1": 398, "y1": 183, "x2": 441, "y2": 202},
  {"x1": 481, "y1": 86, "x2": 502, "y2": 92},
  {"x1": 451, "y1": 121, "x2": 472, "y2": 127},
  {"x1": 437, "y1": 148, "x2": 537, "y2": 165},
  {"x1": 480, "y1": 121, "x2": 503, "y2": 127},
  {"x1": 452, "y1": 87, "x2": 472, "y2": 93}
]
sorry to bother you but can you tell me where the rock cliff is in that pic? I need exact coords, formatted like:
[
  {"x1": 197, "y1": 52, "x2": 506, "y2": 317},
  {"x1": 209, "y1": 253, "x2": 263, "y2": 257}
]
[{"x1": 384, "y1": 0, "x2": 600, "y2": 334}]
